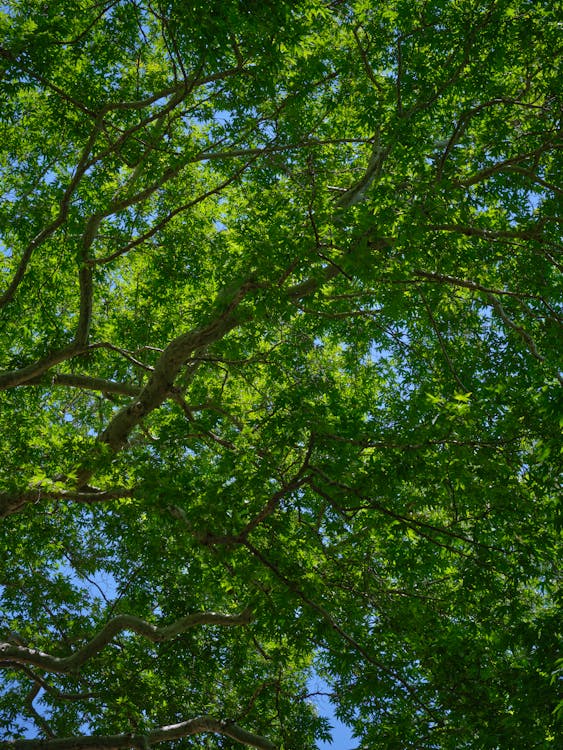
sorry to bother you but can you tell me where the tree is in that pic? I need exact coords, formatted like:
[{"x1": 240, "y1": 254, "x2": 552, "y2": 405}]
[{"x1": 0, "y1": 0, "x2": 561, "y2": 747}]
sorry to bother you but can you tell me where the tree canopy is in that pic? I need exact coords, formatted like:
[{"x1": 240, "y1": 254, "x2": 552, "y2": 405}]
[{"x1": 0, "y1": 1, "x2": 561, "y2": 748}]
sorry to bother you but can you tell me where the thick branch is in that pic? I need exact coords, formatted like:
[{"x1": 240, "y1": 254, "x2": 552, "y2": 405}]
[
  {"x1": 0, "y1": 715, "x2": 276, "y2": 750},
  {"x1": 74, "y1": 215, "x2": 102, "y2": 347},
  {"x1": 99, "y1": 279, "x2": 258, "y2": 452},
  {"x1": 334, "y1": 136, "x2": 387, "y2": 209},
  {"x1": 84, "y1": 214, "x2": 390, "y2": 477},
  {"x1": 0, "y1": 344, "x2": 85, "y2": 391},
  {"x1": 0, "y1": 609, "x2": 252, "y2": 674}
]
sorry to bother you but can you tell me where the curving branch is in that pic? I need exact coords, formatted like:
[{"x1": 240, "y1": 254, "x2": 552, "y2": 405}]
[
  {"x1": 0, "y1": 344, "x2": 85, "y2": 391},
  {"x1": 0, "y1": 114, "x2": 105, "y2": 311},
  {"x1": 92, "y1": 231, "x2": 373, "y2": 463},
  {"x1": 0, "y1": 487, "x2": 134, "y2": 519},
  {"x1": 0, "y1": 714, "x2": 276, "y2": 750},
  {"x1": 24, "y1": 682, "x2": 55, "y2": 738},
  {"x1": 98, "y1": 279, "x2": 259, "y2": 453},
  {"x1": 0, "y1": 609, "x2": 252, "y2": 674}
]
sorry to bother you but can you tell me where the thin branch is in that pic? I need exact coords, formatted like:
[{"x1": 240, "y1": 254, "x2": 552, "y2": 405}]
[
  {"x1": 0, "y1": 114, "x2": 105, "y2": 310},
  {"x1": 192, "y1": 474, "x2": 309, "y2": 547},
  {"x1": 243, "y1": 540, "x2": 441, "y2": 724},
  {"x1": 0, "y1": 239, "x2": 40, "y2": 310},
  {"x1": 435, "y1": 96, "x2": 557, "y2": 181},
  {"x1": 21, "y1": 374, "x2": 140, "y2": 397},
  {"x1": 172, "y1": 391, "x2": 236, "y2": 449},
  {"x1": 315, "y1": 432, "x2": 519, "y2": 450},
  {"x1": 424, "y1": 223, "x2": 543, "y2": 242},
  {"x1": 7, "y1": 663, "x2": 99, "y2": 702},
  {"x1": 0, "y1": 608, "x2": 252, "y2": 674},
  {"x1": 415, "y1": 271, "x2": 560, "y2": 381},
  {"x1": 352, "y1": 27, "x2": 383, "y2": 92},
  {"x1": 308, "y1": 469, "x2": 508, "y2": 555},
  {"x1": 25, "y1": 683, "x2": 56, "y2": 738},
  {"x1": 190, "y1": 137, "x2": 377, "y2": 164},
  {"x1": 502, "y1": 165, "x2": 562, "y2": 195},
  {"x1": 0, "y1": 43, "x2": 96, "y2": 117},
  {"x1": 418, "y1": 291, "x2": 468, "y2": 391},
  {"x1": 88, "y1": 343, "x2": 154, "y2": 371},
  {"x1": 0, "y1": 487, "x2": 134, "y2": 518},
  {"x1": 413, "y1": 269, "x2": 542, "y2": 299},
  {"x1": 485, "y1": 292, "x2": 560, "y2": 384},
  {"x1": 457, "y1": 142, "x2": 559, "y2": 188},
  {"x1": 92, "y1": 160, "x2": 255, "y2": 265},
  {"x1": 1, "y1": 40, "x2": 243, "y2": 122}
]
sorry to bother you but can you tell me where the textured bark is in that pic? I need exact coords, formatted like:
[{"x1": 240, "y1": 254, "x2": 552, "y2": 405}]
[{"x1": 99, "y1": 280, "x2": 258, "y2": 453}]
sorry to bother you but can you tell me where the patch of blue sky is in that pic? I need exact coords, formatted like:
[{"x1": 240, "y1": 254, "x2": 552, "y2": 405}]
[{"x1": 309, "y1": 674, "x2": 358, "y2": 750}]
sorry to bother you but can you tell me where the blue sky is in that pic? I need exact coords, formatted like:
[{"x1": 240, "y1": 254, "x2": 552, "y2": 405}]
[
  {"x1": 317, "y1": 718, "x2": 356, "y2": 750},
  {"x1": 310, "y1": 676, "x2": 357, "y2": 750}
]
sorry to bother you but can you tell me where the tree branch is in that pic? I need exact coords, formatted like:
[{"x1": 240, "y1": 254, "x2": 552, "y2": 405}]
[
  {"x1": 0, "y1": 109, "x2": 107, "y2": 311},
  {"x1": 92, "y1": 161, "x2": 256, "y2": 265},
  {"x1": 243, "y1": 540, "x2": 441, "y2": 723},
  {"x1": 418, "y1": 290, "x2": 468, "y2": 391},
  {"x1": 0, "y1": 609, "x2": 252, "y2": 674},
  {"x1": 0, "y1": 714, "x2": 276, "y2": 750},
  {"x1": 0, "y1": 344, "x2": 86, "y2": 391},
  {"x1": 98, "y1": 278, "x2": 259, "y2": 453},
  {"x1": 0, "y1": 488, "x2": 135, "y2": 519},
  {"x1": 20, "y1": 374, "x2": 140, "y2": 397},
  {"x1": 413, "y1": 269, "x2": 542, "y2": 298}
]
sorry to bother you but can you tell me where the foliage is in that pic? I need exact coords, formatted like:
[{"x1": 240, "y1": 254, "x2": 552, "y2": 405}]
[{"x1": 0, "y1": 1, "x2": 561, "y2": 748}]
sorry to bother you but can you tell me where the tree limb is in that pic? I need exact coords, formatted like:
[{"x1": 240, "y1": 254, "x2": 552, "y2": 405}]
[
  {"x1": 98, "y1": 279, "x2": 259, "y2": 453},
  {"x1": 0, "y1": 488, "x2": 134, "y2": 519},
  {"x1": 0, "y1": 609, "x2": 252, "y2": 674},
  {"x1": 0, "y1": 345, "x2": 86, "y2": 391},
  {"x1": 20, "y1": 374, "x2": 140, "y2": 397},
  {"x1": 0, "y1": 715, "x2": 276, "y2": 750}
]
